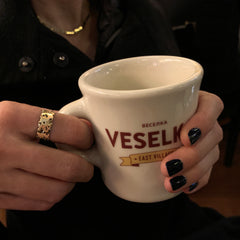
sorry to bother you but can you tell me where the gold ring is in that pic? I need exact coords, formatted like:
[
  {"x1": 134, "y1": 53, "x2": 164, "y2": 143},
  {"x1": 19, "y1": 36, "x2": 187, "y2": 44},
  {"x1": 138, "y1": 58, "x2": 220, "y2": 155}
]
[{"x1": 36, "y1": 109, "x2": 55, "y2": 141}]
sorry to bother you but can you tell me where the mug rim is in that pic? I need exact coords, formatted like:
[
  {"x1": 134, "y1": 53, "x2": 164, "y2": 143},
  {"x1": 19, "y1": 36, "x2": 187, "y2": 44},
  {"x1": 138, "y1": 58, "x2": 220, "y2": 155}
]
[{"x1": 78, "y1": 55, "x2": 203, "y2": 98}]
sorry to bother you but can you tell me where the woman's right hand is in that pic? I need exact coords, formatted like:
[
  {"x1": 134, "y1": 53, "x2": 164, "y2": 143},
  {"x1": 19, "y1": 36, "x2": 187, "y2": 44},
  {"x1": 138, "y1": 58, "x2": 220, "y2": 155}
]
[{"x1": 0, "y1": 101, "x2": 94, "y2": 211}]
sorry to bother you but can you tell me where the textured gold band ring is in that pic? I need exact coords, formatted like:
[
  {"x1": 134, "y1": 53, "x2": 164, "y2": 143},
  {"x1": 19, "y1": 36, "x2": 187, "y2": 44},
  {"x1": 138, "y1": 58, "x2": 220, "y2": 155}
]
[{"x1": 36, "y1": 109, "x2": 55, "y2": 141}]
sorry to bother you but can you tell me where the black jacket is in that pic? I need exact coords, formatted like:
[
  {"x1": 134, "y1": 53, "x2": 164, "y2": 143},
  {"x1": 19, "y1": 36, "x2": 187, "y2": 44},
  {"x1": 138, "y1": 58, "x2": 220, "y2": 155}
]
[
  {"x1": 0, "y1": 0, "x2": 180, "y2": 108},
  {"x1": 0, "y1": 0, "x2": 240, "y2": 239}
]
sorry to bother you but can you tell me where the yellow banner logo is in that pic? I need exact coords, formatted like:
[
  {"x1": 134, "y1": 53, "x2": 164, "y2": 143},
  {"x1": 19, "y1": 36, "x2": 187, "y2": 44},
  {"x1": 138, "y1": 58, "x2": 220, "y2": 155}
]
[{"x1": 120, "y1": 148, "x2": 177, "y2": 166}]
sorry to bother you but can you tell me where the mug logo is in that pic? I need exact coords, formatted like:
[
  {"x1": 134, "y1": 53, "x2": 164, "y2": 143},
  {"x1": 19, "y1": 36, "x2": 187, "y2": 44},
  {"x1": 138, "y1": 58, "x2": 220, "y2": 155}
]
[
  {"x1": 120, "y1": 148, "x2": 177, "y2": 167},
  {"x1": 105, "y1": 123, "x2": 183, "y2": 166}
]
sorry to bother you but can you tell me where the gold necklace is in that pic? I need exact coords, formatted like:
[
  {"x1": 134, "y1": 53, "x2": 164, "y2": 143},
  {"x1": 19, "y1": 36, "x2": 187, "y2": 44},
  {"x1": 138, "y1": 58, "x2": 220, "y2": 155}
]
[{"x1": 37, "y1": 13, "x2": 90, "y2": 36}]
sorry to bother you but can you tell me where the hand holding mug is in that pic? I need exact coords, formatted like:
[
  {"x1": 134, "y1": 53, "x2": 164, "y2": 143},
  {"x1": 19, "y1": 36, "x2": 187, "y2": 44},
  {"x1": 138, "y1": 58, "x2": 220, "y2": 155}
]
[
  {"x1": 0, "y1": 101, "x2": 94, "y2": 210},
  {"x1": 0, "y1": 56, "x2": 223, "y2": 210},
  {"x1": 60, "y1": 55, "x2": 206, "y2": 202},
  {"x1": 161, "y1": 91, "x2": 223, "y2": 194}
]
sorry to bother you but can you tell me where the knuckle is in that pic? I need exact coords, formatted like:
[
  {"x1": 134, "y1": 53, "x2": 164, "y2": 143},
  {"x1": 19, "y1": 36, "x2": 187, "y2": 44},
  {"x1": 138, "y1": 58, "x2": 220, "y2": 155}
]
[
  {"x1": 201, "y1": 169, "x2": 212, "y2": 187},
  {"x1": 47, "y1": 188, "x2": 66, "y2": 204},
  {"x1": 0, "y1": 100, "x2": 16, "y2": 114},
  {"x1": 36, "y1": 202, "x2": 55, "y2": 211},
  {"x1": 213, "y1": 95, "x2": 224, "y2": 114},
  {"x1": 59, "y1": 155, "x2": 93, "y2": 183},
  {"x1": 212, "y1": 146, "x2": 220, "y2": 164},
  {"x1": 201, "y1": 176, "x2": 209, "y2": 187},
  {"x1": 72, "y1": 120, "x2": 93, "y2": 149},
  {"x1": 60, "y1": 158, "x2": 78, "y2": 182},
  {"x1": 55, "y1": 114, "x2": 93, "y2": 150},
  {"x1": 215, "y1": 123, "x2": 224, "y2": 143},
  {"x1": 46, "y1": 182, "x2": 73, "y2": 205},
  {"x1": 207, "y1": 93, "x2": 224, "y2": 116},
  {"x1": 199, "y1": 173, "x2": 210, "y2": 188},
  {"x1": 215, "y1": 145, "x2": 220, "y2": 157},
  {"x1": 81, "y1": 164, "x2": 94, "y2": 182},
  {"x1": 0, "y1": 101, "x2": 19, "y2": 129}
]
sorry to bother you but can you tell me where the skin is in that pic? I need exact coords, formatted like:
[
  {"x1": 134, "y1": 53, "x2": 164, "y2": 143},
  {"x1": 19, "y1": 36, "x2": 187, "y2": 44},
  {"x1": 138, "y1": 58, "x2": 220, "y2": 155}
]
[
  {"x1": 161, "y1": 91, "x2": 223, "y2": 193},
  {"x1": 0, "y1": 0, "x2": 224, "y2": 210},
  {"x1": 31, "y1": 0, "x2": 98, "y2": 60},
  {"x1": 0, "y1": 101, "x2": 94, "y2": 210}
]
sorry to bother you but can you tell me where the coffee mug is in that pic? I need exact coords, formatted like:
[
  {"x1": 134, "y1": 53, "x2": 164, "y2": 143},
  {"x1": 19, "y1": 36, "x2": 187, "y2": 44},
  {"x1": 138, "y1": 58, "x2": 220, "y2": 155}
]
[{"x1": 59, "y1": 55, "x2": 203, "y2": 203}]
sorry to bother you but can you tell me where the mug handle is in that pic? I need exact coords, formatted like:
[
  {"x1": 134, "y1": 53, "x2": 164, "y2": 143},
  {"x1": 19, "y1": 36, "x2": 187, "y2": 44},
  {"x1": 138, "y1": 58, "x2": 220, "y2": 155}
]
[{"x1": 58, "y1": 98, "x2": 101, "y2": 168}]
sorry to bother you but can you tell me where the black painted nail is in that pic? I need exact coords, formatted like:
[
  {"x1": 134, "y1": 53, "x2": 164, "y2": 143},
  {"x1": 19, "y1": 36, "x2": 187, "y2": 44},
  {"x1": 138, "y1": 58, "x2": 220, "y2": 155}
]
[
  {"x1": 170, "y1": 176, "x2": 187, "y2": 191},
  {"x1": 188, "y1": 128, "x2": 201, "y2": 145},
  {"x1": 166, "y1": 159, "x2": 183, "y2": 176},
  {"x1": 189, "y1": 182, "x2": 199, "y2": 192}
]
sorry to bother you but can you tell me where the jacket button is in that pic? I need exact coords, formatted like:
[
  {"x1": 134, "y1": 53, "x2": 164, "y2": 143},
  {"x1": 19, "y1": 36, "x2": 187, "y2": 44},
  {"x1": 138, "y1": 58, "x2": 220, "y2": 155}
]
[
  {"x1": 53, "y1": 52, "x2": 69, "y2": 67},
  {"x1": 18, "y1": 57, "x2": 35, "y2": 72}
]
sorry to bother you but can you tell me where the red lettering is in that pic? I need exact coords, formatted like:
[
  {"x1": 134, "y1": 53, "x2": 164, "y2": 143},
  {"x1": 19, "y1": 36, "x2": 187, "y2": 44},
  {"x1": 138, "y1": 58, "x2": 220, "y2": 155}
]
[
  {"x1": 162, "y1": 130, "x2": 172, "y2": 145},
  {"x1": 148, "y1": 131, "x2": 160, "y2": 147},
  {"x1": 106, "y1": 124, "x2": 183, "y2": 149},
  {"x1": 134, "y1": 132, "x2": 146, "y2": 149},
  {"x1": 105, "y1": 129, "x2": 119, "y2": 147},
  {"x1": 173, "y1": 124, "x2": 183, "y2": 142},
  {"x1": 120, "y1": 132, "x2": 132, "y2": 149}
]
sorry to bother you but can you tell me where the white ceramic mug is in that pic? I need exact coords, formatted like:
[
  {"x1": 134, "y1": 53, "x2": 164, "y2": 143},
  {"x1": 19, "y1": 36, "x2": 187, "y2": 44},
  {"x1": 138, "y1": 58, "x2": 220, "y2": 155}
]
[{"x1": 59, "y1": 55, "x2": 203, "y2": 203}]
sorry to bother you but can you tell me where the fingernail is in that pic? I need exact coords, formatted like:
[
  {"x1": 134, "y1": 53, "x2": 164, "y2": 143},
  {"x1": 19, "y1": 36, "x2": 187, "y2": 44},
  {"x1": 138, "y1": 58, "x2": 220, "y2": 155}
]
[
  {"x1": 170, "y1": 176, "x2": 187, "y2": 191},
  {"x1": 166, "y1": 159, "x2": 183, "y2": 176},
  {"x1": 188, "y1": 128, "x2": 201, "y2": 145},
  {"x1": 189, "y1": 182, "x2": 199, "y2": 192}
]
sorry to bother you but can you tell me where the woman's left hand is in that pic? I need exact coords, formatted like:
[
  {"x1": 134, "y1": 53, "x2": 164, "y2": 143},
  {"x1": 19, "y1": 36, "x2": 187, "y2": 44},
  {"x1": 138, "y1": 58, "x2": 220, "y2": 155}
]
[{"x1": 161, "y1": 90, "x2": 224, "y2": 193}]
